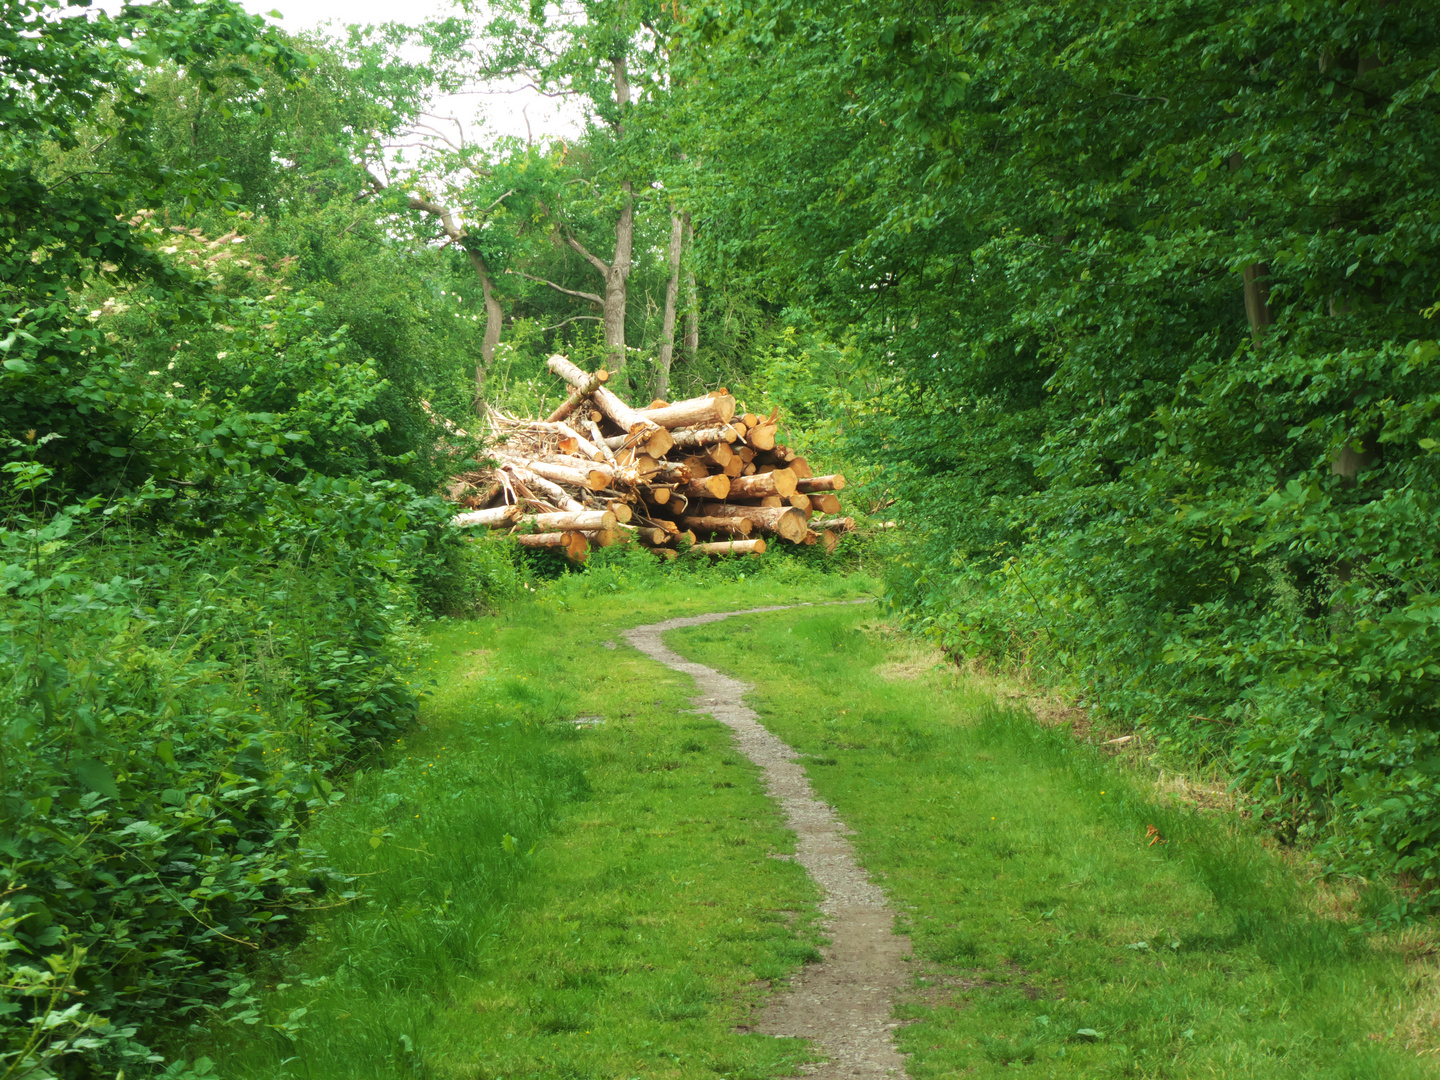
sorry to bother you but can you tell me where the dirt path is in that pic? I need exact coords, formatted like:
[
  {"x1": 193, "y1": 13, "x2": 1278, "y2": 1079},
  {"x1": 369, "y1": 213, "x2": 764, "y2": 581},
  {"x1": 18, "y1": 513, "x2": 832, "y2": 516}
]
[{"x1": 624, "y1": 603, "x2": 912, "y2": 1079}]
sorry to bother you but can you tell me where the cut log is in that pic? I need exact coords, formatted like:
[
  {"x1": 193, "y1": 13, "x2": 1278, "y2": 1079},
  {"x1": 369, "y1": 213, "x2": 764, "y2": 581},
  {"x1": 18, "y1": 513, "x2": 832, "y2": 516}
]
[
  {"x1": 583, "y1": 527, "x2": 630, "y2": 547},
  {"x1": 679, "y1": 515, "x2": 753, "y2": 537},
  {"x1": 451, "y1": 504, "x2": 523, "y2": 528},
  {"x1": 734, "y1": 445, "x2": 756, "y2": 464},
  {"x1": 789, "y1": 494, "x2": 812, "y2": 511},
  {"x1": 728, "y1": 467, "x2": 797, "y2": 500},
  {"x1": 608, "y1": 500, "x2": 633, "y2": 524},
  {"x1": 692, "y1": 539, "x2": 767, "y2": 556},
  {"x1": 585, "y1": 418, "x2": 617, "y2": 464},
  {"x1": 818, "y1": 529, "x2": 839, "y2": 554},
  {"x1": 747, "y1": 424, "x2": 777, "y2": 451},
  {"x1": 637, "y1": 393, "x2": 737, "y2": 430},
  {"x1": 807, "y1": 491, "x2": 841, "y2": 515},
  {"x1": 796, "y1": 473, "x2": 846, "y2": 493},
  {"x1": 705, "y1": 442, "x2": 734, "y2": 469},
  {"x1": 593, "y1": 385, "x2": 664, "y2": 436},
  {"x1": 680, "y1": 474, "x2": 731, "y2": 501},
  {"x1": 518, "y1": 509, "x2": 615, "y2": 532},
  {"x1": 643, "y1": 486, "x2": 672, "y2": 506},
  {"x1": 810, "y1": 515, "x2": 855, "y2": 532},
  {"x1": 691, "y1": 503, "x2": 808, "y2": 544},
  {"x1": 514, "y1": 531, "x2": 589, "y2": 561},
  {"x1": 723, "y1": 457, "x2": 744, "y2": 477},
  {"x1": 647, "y1": 547, "x2": 679, "y2": 561},
  {"x1": 545, "y1": 355, "x2": 609, "y2": 392},
  {"x1": 635, "y1": 513, "x2": 680, "y2": 535},
  {"x1": 790, "y1": 456, "x2": 814, "y2": 479},
  {"x1": 801, "y1": 530, "x2": 819, "y2": 546},
  {"x1": 669, "y1": 423, "x2": 740, "y2": 449}
]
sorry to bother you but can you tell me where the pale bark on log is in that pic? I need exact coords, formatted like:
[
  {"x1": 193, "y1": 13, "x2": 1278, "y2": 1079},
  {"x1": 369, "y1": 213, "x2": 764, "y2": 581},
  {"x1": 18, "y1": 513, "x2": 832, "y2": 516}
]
[
  {"x1": 518, "y1": 509, "x2": 615, "y2": 531},
  {"x1": 546, "y1": 355, "x2": 610, "y2": 393},
  {"x1": 728, "y1": 467, "x2": 797, "y2": 500},
  {"x1": 585, "y1": 418, "x2": 618, "y2": 464},
  {"x1": 691, "y1": 503, "x2": 808, "y2": 543},
  {"x1": 692, "y1": 539, "x2": 766, "y2": 556},
  {"x1": 796, "y1": 474, "x2": 846, "y2": 493},
  {"x1": 680, "y1": 515, "x2": 753, "y2": 537},
  {"x1": 810, "y1": 516, "x2": 856, "y2": 532},
  {"x1": 637, "y1": 394, "x2": 737, "y2": 430},
  {"x1": 669, "y1": 423, "x2": 740, "y2": 449},
  {"x1": 451, "y1": 505, "x2": 523, "y2": 528}
]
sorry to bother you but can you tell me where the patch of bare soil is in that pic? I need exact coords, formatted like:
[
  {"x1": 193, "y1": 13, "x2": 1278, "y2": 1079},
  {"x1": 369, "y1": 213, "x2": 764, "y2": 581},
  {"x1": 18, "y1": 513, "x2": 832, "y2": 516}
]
[{"x1": 625, "y1": 601, "x2": 912, "y2": 1078}]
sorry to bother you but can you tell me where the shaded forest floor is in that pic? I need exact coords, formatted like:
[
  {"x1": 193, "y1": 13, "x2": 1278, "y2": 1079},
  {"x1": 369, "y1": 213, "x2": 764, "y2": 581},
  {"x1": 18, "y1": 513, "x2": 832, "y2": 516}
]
[{"x1": 191, "y1": 577, "x2": 1440, "y2": 1079}]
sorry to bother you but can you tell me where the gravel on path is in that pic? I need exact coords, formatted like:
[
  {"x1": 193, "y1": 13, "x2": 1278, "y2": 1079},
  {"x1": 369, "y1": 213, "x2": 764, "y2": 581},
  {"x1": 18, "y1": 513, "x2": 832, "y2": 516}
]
[{"x1": 624, "y1": 602, "x2": 912, "y2": 1079}]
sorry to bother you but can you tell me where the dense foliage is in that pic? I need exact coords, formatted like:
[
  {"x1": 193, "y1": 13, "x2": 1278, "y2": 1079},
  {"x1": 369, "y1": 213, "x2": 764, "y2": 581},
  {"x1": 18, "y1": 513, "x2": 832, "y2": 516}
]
[{"x1": 682, "y1": 0, "x2": 1440, "y2": 901}]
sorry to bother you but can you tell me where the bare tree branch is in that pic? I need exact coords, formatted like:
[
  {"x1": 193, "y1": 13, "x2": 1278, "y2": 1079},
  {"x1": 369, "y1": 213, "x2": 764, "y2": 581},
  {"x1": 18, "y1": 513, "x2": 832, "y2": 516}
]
[
  {"x1": 538, "y1": 314, "x2": 603, "y2": 331},
  {"x1": 505, "y1": 268, "x2": 604, "y2": 305},
  {"x1": 562, "y1": 229, "x2": 610, "y2": 275}
]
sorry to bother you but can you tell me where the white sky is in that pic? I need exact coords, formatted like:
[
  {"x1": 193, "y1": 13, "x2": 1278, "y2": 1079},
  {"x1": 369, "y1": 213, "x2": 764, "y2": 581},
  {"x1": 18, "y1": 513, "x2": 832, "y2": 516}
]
[{"x1": 251, "y1": 0, "x2": 584, "y2": 146}]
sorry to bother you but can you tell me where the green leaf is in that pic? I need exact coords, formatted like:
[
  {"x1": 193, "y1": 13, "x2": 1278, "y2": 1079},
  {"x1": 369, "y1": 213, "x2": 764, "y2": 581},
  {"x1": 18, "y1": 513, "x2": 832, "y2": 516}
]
[{"x1": 76, "y1": 758, "x2": 120, "y2": 800}]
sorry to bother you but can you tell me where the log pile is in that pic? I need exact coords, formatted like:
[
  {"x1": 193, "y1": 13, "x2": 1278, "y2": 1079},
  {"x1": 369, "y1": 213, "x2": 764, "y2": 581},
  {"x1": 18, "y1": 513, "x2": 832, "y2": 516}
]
[{"x1": 446, "y1": 356, "x2": 851, "y2": 562}]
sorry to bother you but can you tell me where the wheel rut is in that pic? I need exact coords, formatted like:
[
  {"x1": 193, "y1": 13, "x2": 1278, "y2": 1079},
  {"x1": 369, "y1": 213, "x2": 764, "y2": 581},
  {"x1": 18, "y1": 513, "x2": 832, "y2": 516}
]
[{"x1": 624, "y1": 602, "x2": 911, "y2": 1079}]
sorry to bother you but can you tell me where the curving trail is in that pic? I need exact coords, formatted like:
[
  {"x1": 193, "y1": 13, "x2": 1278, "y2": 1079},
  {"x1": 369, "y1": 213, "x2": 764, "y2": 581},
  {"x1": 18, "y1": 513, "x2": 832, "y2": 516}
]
[{"x1": 624, "y1": 603, "x2": 911, "y2": 1079}]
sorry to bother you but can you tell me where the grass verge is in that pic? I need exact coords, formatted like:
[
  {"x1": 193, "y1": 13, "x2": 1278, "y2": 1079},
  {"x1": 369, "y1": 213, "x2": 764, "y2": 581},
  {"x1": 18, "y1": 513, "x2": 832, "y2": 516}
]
[
  {"x1": 672, "y1": 606, "x2": 1440, "y2": 1079},
  {"x1": 184, "y1": 572, "x2": 871, "y2": 1079}
]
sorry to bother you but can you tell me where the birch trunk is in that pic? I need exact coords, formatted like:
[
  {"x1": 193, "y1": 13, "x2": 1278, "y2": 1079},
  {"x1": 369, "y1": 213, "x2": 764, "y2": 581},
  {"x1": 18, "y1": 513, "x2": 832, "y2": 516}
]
[{"x1": 656, "y1": 212, "x2": 684, "y2": 398}]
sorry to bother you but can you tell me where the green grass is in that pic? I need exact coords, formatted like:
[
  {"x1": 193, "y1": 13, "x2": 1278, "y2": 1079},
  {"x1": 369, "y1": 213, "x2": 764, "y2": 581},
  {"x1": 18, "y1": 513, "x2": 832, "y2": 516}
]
[
  {"x1": 188, "y1": 575, "x2": 1438, "y2": 1079},
  {"x1": 672, "y1": 608, "x2": 1437, "y2": 1079},
  {"x1": 185, "y1": 571, "x2": 871, "y2": 1079}
]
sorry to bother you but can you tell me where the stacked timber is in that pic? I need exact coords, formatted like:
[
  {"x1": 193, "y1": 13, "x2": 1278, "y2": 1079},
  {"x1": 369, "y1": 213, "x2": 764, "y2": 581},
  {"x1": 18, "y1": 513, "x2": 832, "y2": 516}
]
[{"x1": 445, "y1": 355, "x2": 849, "y2": 562}]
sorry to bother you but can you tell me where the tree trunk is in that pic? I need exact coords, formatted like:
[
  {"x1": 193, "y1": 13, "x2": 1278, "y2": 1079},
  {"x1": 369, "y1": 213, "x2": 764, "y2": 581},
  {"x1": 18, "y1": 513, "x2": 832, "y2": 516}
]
[
  {"x1": 604, "y1": 184, "x2": 634, "y2": 373},
  {"x1": 656, "y1": 212, "x2": 684, "y2": 398},
  {"x1": 682, "y1": 212, "x2": 698, "y2": 360},
  {"x1": 469, "y1": 251, "x2": 504, "y2": 411}
]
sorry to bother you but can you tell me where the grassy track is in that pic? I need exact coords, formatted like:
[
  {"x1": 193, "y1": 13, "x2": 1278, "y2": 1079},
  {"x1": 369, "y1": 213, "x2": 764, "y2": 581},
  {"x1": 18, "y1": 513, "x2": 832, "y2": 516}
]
[
  {"x1": 196, "y1": 579, "x2": 1438, "y2": 1079},
  {"x1": 193, "y1": 575, "x2": 867, "y2": 1079},
  {"x1": 674, "y1": 606, "x2": 1439, "y2": 1079}
]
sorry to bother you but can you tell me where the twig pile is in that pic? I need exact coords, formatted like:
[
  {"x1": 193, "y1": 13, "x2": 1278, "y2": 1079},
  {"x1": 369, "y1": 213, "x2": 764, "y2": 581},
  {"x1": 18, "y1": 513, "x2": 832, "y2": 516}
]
[{"x1": 446, "y1": 356, "x2": 852, "y2": 561}]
